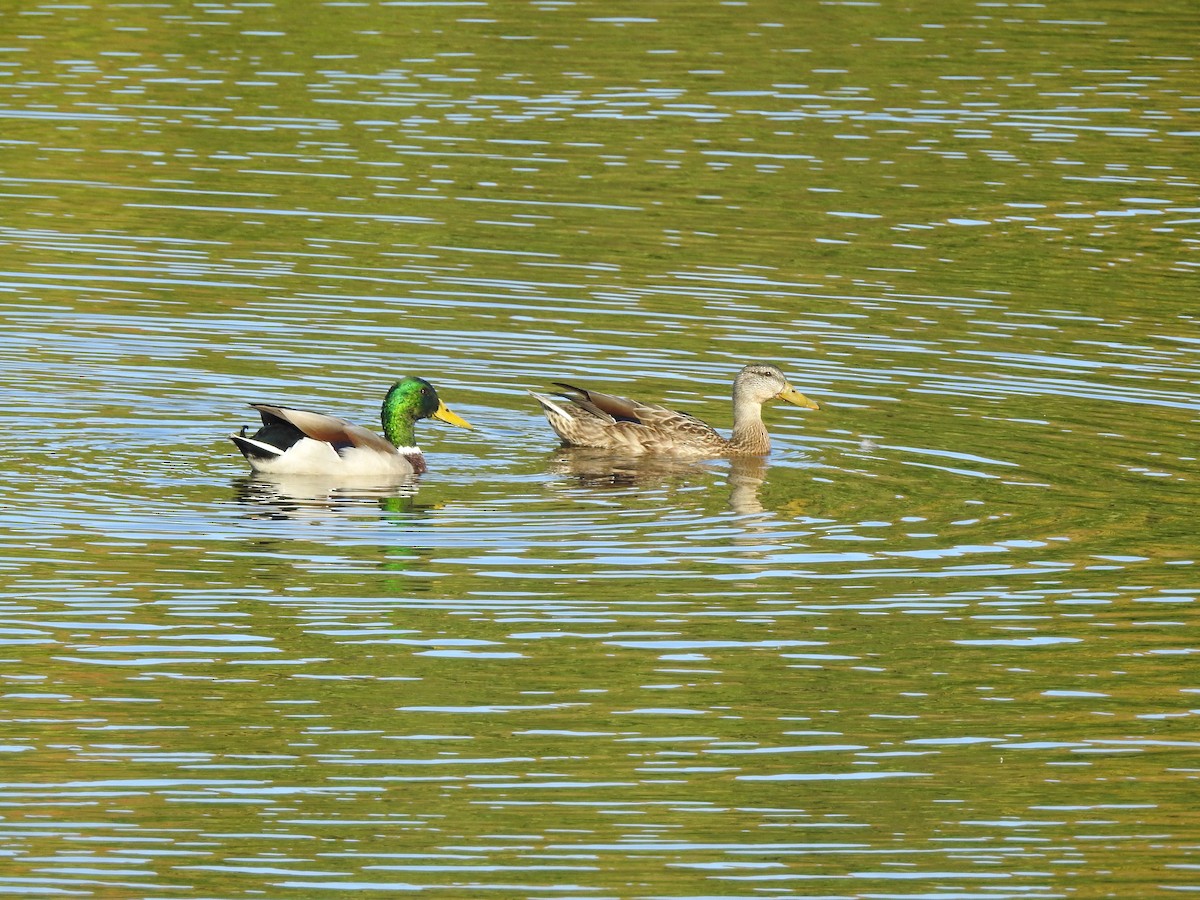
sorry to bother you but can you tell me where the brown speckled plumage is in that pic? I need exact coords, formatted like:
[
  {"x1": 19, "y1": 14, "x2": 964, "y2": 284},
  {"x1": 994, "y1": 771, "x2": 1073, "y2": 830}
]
[{"x1": 530, "y1": 363, "x2": 819, "y2": 457}]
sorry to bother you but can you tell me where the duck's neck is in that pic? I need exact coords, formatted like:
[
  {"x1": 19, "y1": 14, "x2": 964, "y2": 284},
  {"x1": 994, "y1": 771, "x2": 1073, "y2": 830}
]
[
  {"x1": 380, "y1": 384, "x2": 429, "y2": 472},
  {"x1": 381, "y1": 403, "x2": 418, "y2": 450},
  {"x1": 383, "y1": 413, "x2": 427, "y2": 473},
  {"x1": 729, "y1": 399, "x2": 771, "y2": 455}
]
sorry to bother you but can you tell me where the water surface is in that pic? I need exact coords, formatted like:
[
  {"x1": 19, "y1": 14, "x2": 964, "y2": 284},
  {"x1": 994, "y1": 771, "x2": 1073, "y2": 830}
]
[{"x1": 1, "y1": 1, "x2": 1197, "y2": 896}]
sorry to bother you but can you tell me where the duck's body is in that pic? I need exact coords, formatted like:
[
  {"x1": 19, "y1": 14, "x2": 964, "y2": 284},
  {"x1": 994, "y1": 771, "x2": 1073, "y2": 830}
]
[
  {"x1": 530, "y1": 363, "x2": 819, "y2": 457},
  {"x1": 231, "y1": 376, "x2": 470, "y2": 477}
]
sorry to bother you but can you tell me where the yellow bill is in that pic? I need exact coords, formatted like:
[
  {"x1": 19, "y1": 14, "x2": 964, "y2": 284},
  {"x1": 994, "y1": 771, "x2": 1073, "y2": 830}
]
[
  {"x1": 433, "y1": 400, "x2": 472, "y2": 429},
  {"x1": 776, "y1": 385, "x2": 821, "y2": 410}
]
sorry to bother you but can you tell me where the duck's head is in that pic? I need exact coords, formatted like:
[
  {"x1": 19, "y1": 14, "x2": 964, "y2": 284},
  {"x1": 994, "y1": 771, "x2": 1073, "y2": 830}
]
[
  {"x1": 384, "y1": 376, "x2": 472, "y2": 429},
  {"x1": 736, "y1": 363, "x2": 820, "y2": 410}
]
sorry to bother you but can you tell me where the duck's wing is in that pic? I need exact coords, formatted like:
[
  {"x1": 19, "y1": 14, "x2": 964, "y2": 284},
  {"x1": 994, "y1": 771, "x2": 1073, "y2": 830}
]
[
  {"x1": 534, "y1": 383, "x2": 725, "y2": 453},
  {"x1": 550, "y1": 383, "x2": 641, "y2": 423},
  {"x1": 555, "y1": 383, "x2": 721, "y2": 436},
  {"x1": 249, "y1": 404, "x2": 397, "y2": 454}
]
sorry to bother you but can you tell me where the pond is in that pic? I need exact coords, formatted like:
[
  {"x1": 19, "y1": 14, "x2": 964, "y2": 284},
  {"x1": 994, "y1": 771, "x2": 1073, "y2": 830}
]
[{"x1": 1, "y1": 0, "x2": 1197, "y2": 896}]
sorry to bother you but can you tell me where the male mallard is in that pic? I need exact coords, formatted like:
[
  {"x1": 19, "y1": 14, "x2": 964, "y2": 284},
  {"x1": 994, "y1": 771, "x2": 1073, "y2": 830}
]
[
  {"x1": 530, "y1": 363, "x2": 819, "y2": 457},
  {"x1": 231, "y1": 376, "x2": 471, "y2": 476}
]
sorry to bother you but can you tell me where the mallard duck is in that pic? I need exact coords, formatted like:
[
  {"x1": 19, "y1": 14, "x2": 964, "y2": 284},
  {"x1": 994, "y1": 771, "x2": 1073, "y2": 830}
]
[
  {"x1": 231, "y1": 376, "x2": 471, "y2": 476},
  {"x1": 530, "y1": 363, "x2": 819, "y2": 456}
]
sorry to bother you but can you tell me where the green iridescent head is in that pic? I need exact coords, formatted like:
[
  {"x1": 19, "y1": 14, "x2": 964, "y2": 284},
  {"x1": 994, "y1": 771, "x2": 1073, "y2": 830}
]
[{"x1": 380, "y1": 376, "x2": 471, "y2": 447}]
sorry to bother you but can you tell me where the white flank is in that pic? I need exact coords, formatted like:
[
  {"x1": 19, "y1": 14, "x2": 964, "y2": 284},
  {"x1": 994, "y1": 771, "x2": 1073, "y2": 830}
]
[{"x1": 243, "y1": 437, "x2": 417, "y2": 477}]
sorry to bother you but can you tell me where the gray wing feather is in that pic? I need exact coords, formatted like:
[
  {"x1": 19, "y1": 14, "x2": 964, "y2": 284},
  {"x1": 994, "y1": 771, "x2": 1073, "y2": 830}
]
[{"x1": 252, "y1": 404, "x2": 396, "y2": 454}]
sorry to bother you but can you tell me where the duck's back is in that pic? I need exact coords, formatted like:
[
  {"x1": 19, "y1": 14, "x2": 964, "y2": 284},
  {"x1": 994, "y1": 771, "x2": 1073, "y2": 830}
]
[{"x1": 531, "y1": 384, "x2": 728, "y2": 455}]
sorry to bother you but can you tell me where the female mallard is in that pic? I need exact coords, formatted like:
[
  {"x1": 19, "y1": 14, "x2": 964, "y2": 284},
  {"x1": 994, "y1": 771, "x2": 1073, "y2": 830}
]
[
  {"x1": 231, "y1": 376, "x2": 471, "y2": 476},
  {"x1": 530, "y1": 363, "x2": 819, "y2": 457}
]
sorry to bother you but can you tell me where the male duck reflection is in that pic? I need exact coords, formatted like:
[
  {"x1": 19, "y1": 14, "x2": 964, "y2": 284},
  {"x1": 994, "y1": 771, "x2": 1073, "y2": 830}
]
[
  {"x1": 231, "y1": 376, "x2": 471, "y2": 476},
  {"x1": 530, "y1": 363, "x2": 819, "y2": 456}
]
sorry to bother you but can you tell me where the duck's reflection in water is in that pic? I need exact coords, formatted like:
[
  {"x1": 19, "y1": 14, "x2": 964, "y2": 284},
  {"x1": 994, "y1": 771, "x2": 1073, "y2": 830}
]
[
  {"x1": 233, "y1": 473, "x2": 431, "y2": 520},
  {"x1": 544, "y1": 449, "x2": 777, "y2": 517},
  {"x1": 726, "y1": 455, "x2": 770, "y2": 516}
]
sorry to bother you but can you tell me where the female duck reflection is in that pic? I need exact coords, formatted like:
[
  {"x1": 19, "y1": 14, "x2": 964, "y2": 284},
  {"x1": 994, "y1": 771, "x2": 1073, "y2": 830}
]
[{"x1": 543, "y1": 451, "x2": 775, "y2": 516}]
